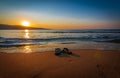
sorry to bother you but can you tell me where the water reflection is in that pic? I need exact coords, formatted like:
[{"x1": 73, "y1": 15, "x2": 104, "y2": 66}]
[
  {"x1": 24, "y1": 29, "x2": 29, "y2": 39},
  {"x1": 24, "y1": 29, "x2": 32, "y2": 53},
  {"x1": 24, "y1": 46, "x2": 32, "y2": 53}
]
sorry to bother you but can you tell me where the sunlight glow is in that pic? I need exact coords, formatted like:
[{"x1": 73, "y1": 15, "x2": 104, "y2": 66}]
[
  {"x1": 24, "y1": 46, "x2": 32, "y2": 53},
  {"x1": 25, "y1": 29, "x2": 29, "y2": 33},
  {"x1": 23, "y1": 29, "x2": 32, "y2": 53},
  {"x1": 24, "y1": 29, "x2": 30, "y2": 38},
  {"x1": 22, "y1": 21, "x2": 30, "y2": 27}
]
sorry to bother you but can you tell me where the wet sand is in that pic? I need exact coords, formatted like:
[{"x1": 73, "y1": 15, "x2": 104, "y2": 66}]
[{"x1": 0, "y1": 50, "x2": 120, "y2": 78}]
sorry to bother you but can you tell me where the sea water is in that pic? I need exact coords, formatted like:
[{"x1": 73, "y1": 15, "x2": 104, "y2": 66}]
[{"x1": 0, "y1": 29, "x2": 120, "y2": 53}]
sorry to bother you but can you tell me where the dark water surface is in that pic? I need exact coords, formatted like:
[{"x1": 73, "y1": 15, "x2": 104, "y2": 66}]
[{"x1": 0, "y1": 29, "x2": 120, "y2": 53}]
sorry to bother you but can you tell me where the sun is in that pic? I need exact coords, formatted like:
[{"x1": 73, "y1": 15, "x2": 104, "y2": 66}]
[{"x1": 22, "y1": 21, "x2": 30, "y2": 27}]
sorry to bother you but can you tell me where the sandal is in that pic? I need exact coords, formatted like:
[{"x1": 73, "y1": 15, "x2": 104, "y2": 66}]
[
  {"x1": 63, "y1": 48, "x2": 72, "y2": 54},
  {"x1": 55, "y1": 48, "x2": 62, "y2": 55}
]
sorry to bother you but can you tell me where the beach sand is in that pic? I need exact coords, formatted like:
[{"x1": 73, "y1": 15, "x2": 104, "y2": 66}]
[{"x1": 0, "y1": 50, "x2": 120, "y2": 78}]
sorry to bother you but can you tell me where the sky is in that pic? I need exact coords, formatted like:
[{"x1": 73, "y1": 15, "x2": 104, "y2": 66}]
[{"x1": 0, "y1": 0, "x2": 120, "y2": 29}]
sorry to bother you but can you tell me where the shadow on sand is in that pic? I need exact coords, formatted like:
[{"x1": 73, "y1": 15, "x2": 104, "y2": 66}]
[{"x1": 57, "y1": 53, "x2": 80, "y2": 58}]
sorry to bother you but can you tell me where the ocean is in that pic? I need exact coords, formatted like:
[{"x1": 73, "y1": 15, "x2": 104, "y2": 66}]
[{"x1": 0, "y1": 29, "x2": 120, "y2": 53}]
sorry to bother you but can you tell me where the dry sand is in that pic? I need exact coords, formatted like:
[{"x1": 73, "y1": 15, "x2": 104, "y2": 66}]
[{"x1": 0, "y1": 50, "x2": 120, "y2": 78}]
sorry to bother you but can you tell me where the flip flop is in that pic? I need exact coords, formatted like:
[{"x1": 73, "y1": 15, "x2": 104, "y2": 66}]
[
  {"x1": 55, "y1": 48, "x2": 62, "y2": 55},
  {"x1": 63, "y1": 48, "x2": 72, "y2": 54}
]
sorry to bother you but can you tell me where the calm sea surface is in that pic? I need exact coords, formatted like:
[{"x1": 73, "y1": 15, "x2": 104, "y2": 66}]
[{"x1": 0, "y1": 29, "x2": 120, "y2": 53}]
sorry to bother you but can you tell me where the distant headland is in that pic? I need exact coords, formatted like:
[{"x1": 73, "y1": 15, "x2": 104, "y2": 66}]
[{"x1": 0, "y1": 24, "x2": 48, "y2": 30}]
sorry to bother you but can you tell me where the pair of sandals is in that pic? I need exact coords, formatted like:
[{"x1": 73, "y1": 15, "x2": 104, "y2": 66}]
[{"x1": 55, "y1": 48, "x2": 72, "y2": 55}]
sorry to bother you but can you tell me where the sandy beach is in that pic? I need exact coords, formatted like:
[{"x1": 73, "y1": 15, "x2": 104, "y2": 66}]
[{"x1": 0, "y1": 50, "x2": 120, "y2": 78}]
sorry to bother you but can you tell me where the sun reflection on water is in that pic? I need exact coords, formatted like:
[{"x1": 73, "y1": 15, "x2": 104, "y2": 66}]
[
  {"x1": 24, "y1": 29, "x2": 32, "y2": 53},
  {"x1": 24, "y1": 29, "x2": 29, "y2": 39},
  {"x1": 24, "y1": 46, "x2": 32, "y2": 53}
]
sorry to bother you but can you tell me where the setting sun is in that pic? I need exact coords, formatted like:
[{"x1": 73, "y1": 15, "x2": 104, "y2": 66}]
[{"x1": 22, "y1": 21, "x2": 30, "y2": 27}]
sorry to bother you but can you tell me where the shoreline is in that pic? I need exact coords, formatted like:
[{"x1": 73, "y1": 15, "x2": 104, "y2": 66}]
[{"x1": 0, "y1": 49, "x2": 120, "y2": 53}]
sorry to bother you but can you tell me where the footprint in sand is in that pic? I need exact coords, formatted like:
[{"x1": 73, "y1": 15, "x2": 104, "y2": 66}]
[
  {"x1": 68, "y1": 59, "x2": 73, "y2": 63},
  {"x1": 32, "y1": 72, "x2": 42, "y2": 78},
  {"x1": 96, "y1": 64, "x2": 106, "y2": 78}
]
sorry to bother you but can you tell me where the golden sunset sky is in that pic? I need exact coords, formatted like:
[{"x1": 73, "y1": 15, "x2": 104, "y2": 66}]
[{"x1": 0, "y1": 0, "x2": 119, "y2": 29}]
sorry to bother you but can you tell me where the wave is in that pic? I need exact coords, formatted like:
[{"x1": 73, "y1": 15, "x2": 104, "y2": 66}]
[
  {"x1": 0, "y1": 41, "x2": 45, "y2": 48},
  {"x1": 0, "y1": 33, "x2": 120, "y2": 48},
  {"x1": 37, "y1": 29, "x2": 120, "y2": 33},
  {"x1": 0, "y1": 44, "x2": 32, "y2": 48},
  {"x1": 0, "y1": 34, "x2": 120, "y2": 41}
]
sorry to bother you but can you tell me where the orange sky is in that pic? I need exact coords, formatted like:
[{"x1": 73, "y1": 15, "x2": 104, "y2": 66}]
[
  {"x1": 0, "y1": 16, "x2": 119, "y2": 30},
  {"x1": 0, "y1": 20, "x2": 119, "y2": 30}
]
